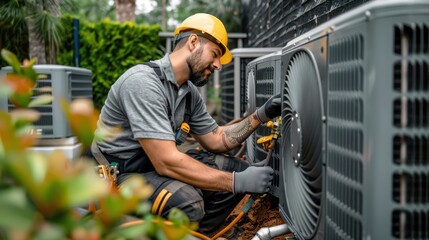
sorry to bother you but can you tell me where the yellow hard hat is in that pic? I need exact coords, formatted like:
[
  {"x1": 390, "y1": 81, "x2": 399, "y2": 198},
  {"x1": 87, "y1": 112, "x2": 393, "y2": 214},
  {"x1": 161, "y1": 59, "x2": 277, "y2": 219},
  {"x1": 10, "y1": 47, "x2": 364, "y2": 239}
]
[{"x1": 174, "y1": 13, "x2": 232, "y2": 65}]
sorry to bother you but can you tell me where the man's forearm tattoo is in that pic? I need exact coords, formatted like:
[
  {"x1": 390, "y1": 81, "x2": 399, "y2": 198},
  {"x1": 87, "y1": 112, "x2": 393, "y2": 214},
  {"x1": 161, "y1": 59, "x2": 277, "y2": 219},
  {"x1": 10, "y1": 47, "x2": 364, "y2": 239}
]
[
  {"x1": 222, "y1": 116, "x2": 257, "y2": 149},
  {"x1": 222, "y1": 134, "x2": 232, "y2": 151}
]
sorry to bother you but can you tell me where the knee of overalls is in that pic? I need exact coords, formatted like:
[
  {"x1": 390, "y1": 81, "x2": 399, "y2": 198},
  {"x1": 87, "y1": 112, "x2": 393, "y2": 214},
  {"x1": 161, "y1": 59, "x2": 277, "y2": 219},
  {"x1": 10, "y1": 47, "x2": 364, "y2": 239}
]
[
  {"x1": 118, "y1": 172, "x2": 205, "y2": 222},
  {"x1": 151, "y1": 180, "x2": 205, "y2": 222}
]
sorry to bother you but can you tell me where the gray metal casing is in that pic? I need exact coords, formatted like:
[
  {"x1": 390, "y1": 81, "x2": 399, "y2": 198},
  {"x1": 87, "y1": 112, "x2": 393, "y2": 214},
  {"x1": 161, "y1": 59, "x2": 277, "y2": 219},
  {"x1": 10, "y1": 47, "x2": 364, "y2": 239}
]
[
  {"x1": 0, "y1": 65, "x2": 93, "y2": 139},
  {"x1": 219, "y1": 48, "x2": 281, "y2": 125},
  {"x1": 278, "y1": 0, "x2": 429, "y2": 239},
  {"x1": 245, "y1": 50, "x2": 282, "y2": 197}
]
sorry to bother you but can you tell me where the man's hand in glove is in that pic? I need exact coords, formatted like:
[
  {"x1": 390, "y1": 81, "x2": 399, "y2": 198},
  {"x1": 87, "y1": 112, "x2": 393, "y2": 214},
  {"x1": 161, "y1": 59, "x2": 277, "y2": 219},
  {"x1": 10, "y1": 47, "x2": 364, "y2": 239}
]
[
  {"x1": 232, "y1": 166, "x2": 274, "y2": 194},
  {"x1": 256, "y1": 93, "x2": 282, "y2": 123}
]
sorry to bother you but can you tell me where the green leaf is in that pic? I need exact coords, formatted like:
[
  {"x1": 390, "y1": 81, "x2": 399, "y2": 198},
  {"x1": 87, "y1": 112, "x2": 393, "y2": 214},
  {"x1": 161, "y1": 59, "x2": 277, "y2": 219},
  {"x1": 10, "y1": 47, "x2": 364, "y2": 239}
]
[
  {"x1": 135, "y1": 202, "x2": 151, "y2": 216},
  {"x1": 27, "y1": 153, "x2": 48, "y2": 184},
  {"x1": 60, "y1": 165, "x2": 108, "y2": 207},
  {"x1": 1, "y1": 49, "x2": 21, "y2": 73},
  {"x1": 168, "y1": 208, "x2": 190, "y2": 227},
  {"x1": 11, "y1": 109, "x2": 40, "y2": 131},
  {"x1": 109, "y1": 223, "x2": 148, "y2": 239},
  {"x1": 28, "y1": 94, "x2": 53, "y2": 107},
  {"x1": 100, "y1": 195, "x2": 128, "y2": 220},
  {"x1": 11, "y1": 93, "x2": 32, "y2": 108},
  {"x1": 21, "y1": 65, "x2": 39, "y2": 83},
  {"x1": 0, "y1": 188, "x2": 37, "y2": 231},
  {"x1": 0, "y1": 83, "x2": 13, "y2": 98},
  {"x1": 33, "y1": 223, "x2": 65, "y2": 240}
]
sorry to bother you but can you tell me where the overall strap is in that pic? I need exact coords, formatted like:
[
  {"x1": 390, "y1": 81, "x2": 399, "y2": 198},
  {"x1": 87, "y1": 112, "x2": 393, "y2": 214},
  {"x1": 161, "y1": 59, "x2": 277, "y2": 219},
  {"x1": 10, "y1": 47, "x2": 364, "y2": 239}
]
[
  {"x1": 141, "y1": 62, "x2": 165, "y2": 81},
  {"x1": 184, "y1": 90, "x2": 192, "y2": 123},
  {"x1": 141, "y1": 62, "x2": 192, "y2": 145},
  {"x1": 141, "y1": 62, "x2": 172, "y2": 122}
]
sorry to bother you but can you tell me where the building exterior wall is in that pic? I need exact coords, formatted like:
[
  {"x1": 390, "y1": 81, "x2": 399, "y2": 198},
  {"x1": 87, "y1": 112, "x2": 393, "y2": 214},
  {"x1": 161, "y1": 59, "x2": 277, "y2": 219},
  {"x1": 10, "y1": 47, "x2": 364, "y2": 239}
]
[{"x1": 242, "y1": 0, "x2": 369, "y2": 48}]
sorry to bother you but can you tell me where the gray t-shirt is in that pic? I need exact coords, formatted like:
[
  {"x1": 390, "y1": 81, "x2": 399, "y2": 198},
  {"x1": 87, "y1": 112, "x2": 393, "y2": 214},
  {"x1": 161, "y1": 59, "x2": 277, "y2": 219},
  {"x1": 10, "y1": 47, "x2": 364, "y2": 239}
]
[{"x1": 96, "y1": 54, "x2": 218, "y2": 160}]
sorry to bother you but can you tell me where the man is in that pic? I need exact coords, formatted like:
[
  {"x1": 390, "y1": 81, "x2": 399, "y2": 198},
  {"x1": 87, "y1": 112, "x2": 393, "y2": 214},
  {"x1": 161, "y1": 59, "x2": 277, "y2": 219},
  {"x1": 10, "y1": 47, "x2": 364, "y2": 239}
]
[{"x1": 92, "y1": 13, "x2": 281, "y2": 234}]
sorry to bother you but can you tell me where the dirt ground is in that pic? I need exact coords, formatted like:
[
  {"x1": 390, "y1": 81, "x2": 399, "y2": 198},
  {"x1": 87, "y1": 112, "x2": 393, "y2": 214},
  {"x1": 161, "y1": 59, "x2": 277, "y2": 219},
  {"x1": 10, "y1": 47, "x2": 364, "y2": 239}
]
[{"x1": 216, "y1": 194, "x2": 295, "y2": 240}]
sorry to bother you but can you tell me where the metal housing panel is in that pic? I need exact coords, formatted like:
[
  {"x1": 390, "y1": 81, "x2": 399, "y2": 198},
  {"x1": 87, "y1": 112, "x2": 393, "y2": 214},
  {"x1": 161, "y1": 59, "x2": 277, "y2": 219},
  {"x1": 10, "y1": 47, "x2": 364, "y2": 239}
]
[
  {"x1": 326, "y1": 10, "x2": 429, "y2": 240},
  {"x1": 278, "y1": 0, "x2": 429, "y2": 239}
]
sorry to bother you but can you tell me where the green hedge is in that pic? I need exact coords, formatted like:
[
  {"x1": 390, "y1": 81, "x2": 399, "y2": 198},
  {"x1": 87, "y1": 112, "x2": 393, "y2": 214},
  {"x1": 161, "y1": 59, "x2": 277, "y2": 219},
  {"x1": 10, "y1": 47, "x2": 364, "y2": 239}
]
[{"x1": 58, "y1": 16, "x2": 163, "y2": 109}]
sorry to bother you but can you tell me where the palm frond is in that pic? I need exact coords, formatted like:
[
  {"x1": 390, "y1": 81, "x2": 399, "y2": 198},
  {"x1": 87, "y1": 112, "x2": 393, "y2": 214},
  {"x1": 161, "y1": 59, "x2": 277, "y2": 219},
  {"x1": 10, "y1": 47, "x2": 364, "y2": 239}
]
[
  {"x1": 32, "y1": 8, "x2": 64, "y2": 62},
  {"x1": 0, "y1": 0, "x2": 27, "y2": 30}
]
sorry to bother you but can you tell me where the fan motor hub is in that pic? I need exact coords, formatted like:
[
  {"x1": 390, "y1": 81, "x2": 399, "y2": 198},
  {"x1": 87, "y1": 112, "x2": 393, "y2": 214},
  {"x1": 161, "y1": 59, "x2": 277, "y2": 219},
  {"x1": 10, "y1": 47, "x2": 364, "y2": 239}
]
[{"x1": 290, "y1": 111, "x2": 302, "y2": 167}]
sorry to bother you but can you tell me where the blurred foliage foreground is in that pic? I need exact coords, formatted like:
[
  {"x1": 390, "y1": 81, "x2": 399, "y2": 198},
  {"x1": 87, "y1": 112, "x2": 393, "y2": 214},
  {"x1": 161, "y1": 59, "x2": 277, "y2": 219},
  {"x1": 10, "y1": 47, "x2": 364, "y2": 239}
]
[{"x1": 0, "y1": 49, "x2": 195, "y2": 240}]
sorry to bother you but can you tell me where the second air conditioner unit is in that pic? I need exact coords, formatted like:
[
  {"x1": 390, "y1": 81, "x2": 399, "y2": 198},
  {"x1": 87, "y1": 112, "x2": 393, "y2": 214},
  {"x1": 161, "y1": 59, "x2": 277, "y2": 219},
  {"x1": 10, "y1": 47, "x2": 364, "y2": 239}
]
[
  {"x1": 0, "y1": 65, "x2": 93, "y2": 139},
  {"x1": 245, "y1": 50, "x2": 283, "y2": 198},
  {"x1": 219, "y1": 48, "x2": 281, "y2": 125}
]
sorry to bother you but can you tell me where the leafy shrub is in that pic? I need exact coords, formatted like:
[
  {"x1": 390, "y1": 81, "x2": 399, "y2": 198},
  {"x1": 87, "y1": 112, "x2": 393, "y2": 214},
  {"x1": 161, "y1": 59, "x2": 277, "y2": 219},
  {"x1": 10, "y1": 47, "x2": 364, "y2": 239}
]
[{"x1": 58, "y1": 16, "x2": 163, "y2": 109}]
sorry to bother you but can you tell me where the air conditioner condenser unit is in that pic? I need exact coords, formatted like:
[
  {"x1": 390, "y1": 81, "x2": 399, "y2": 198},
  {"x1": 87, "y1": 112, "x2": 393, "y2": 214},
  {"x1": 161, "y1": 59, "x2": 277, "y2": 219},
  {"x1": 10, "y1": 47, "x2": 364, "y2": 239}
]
[
  {"x1": 219, "y1": 48, "x2": 281, "y2": 125},
  {"x1": 245, "y1": 50, "x2": 283, "y2": 198},
  {"x1": 0, "y1": 65, "x2": 93, "y2": 139},
  {"x1": 278, "y1": 0, "x2": 429, "y2": 239}
]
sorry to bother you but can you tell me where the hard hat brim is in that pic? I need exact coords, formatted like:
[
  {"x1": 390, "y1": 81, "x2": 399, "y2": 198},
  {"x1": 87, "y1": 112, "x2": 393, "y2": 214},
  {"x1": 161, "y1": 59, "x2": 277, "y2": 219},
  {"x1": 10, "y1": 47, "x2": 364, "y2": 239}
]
[{"x1": 220, "y1": 48, "x2": 232, "y2": 65}]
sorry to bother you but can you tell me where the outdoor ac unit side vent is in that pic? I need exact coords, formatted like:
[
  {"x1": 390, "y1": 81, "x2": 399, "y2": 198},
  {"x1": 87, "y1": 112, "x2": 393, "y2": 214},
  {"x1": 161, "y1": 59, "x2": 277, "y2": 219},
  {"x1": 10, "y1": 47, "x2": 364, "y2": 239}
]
[
  {"x1": 326, "y1": 199, "x2": 363, "y2": 240},
  {"x1": 330, "y1": 34, "x2": 364, "y2": 63},
  {"x1": 392, "y1": 209, "x2": 429, "y2": 239},
  {"x1": 393, "y1": 61, "x2": 429, "y2": 93},
  {"x1": 394, "y1": 23, "x2": 429, "y2": 55},
  {"x1": 271, "y1": 146, "x2": 281, "y2": 192},
  {"x1": 327, "y1": 151, "x2": 363, "y2": 191},
  {"x1": 393, "y1": 135, "x2": 429, "y2": 166},
  {"x1": 240, "y1": 59, "x2": 253, "y2": 116},
  {"x1": 393, "y1": 97, "x2": 429, "y2": 128},
  {"x1": 393, "y1": 22, "x2": 429, "y2": 127},
  {"x1": 220, "y1": 56, "x2": 258, "y2": 125},
  {"x1": 8, "y1": 77, "x2": 55, "y2": 135},
  {"x1": 328, "y1": 98, "x2": 364, "y2": 125},
  {"x1": 253, "y1": 66, "x2": 281, "y2": 195},
  {"x1": 392, "y1": 22, "x2": 429, "y2": 240},
  {"x1": 392, "y1": 171, "x2": 429, "y2": 204},
  {"x1": 326, "y1": 33, "x2": 365, "y2": 240},
  {"x1": 71, "y1": 73, "x2": 93, "y2": 100},
  {"x1": 255, "y1": 67, "x2": 274, "y2": 106},
  {"x1": 220, "y1": 64, "x2": 235, "y2": 125},
  {"x1": 1, "y1": 66, "x2": 92, "y2": 138}
]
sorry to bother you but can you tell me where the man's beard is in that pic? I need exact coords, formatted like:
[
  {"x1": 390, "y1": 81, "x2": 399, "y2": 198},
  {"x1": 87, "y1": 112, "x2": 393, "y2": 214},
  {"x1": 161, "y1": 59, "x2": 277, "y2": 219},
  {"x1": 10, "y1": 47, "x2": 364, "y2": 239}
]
[{"x1": 186, "y1": 47, "x2": 213, "y2": 87}]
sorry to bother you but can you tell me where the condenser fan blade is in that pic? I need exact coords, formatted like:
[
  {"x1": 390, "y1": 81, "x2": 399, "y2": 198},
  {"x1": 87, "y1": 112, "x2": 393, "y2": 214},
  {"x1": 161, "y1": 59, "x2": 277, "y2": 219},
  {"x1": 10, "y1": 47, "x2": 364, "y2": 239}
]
[
  {"x1": 281, "y1": 51, "x2": 323, "y2": 239},
  {"x1": 246, "y1": 69, "x2": 256, "y2": 162}
]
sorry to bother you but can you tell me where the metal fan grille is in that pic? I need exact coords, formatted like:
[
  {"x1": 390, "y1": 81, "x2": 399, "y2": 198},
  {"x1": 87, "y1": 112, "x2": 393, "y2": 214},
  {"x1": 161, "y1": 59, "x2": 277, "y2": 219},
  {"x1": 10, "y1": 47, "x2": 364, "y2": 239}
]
[{"x1": 281, "y1": 51, "x2": 323, "y2": 239}]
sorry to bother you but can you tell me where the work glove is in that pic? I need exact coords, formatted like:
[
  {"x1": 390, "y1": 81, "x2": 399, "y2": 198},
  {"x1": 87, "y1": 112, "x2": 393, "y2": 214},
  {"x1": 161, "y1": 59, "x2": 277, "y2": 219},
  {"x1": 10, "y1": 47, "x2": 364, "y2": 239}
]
[
  {"x1": 233, "y1": 166, "x2": 274, "y2": 194},
  {"x1": 256, "y1": 93, "x2": 282, "y2": 123}
]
